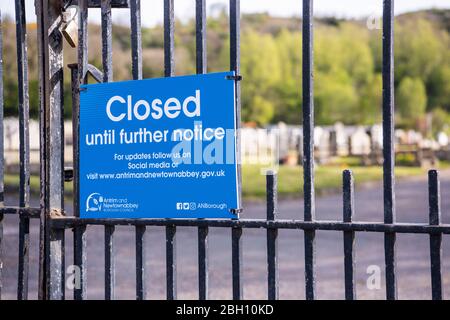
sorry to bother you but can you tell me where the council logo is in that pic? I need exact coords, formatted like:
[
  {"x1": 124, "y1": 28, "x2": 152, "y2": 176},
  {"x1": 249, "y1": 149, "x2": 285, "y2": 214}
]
[{"x1": 86, "y1": 193, "x2": 104, "y2": 212}]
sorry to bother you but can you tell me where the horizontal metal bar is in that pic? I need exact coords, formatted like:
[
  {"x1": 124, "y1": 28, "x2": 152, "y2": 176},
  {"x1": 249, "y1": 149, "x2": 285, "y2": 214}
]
[
  {"x1": 0, "y1": 206, "x2": 40, "y2": 218},
  {"x1": 66, "y1": 0, "x2": 129, "y2": 8},
  {"x1": 50, "y1": 217, "x2": 450, "y2": 234}
]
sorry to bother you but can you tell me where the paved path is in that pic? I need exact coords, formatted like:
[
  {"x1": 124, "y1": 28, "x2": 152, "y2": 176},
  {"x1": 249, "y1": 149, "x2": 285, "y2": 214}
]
[{"x1": 2, "y1": 170, "x2": 450, "y2": 299}]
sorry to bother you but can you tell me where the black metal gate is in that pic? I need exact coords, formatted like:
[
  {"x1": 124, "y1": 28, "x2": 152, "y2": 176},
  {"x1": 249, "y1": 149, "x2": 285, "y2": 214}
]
[{"x1": 0, "y1": 0, "x2": 447, "y2": 300}]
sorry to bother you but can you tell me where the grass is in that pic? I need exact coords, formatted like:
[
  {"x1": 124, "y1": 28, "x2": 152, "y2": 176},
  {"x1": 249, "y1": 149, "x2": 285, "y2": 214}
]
[
  {"x1": 4, "y1": 157, "x2": 448, "y2": 200},
  {"x1": 242, "y1": 164, "x2": 427, "y2": 200},
  {"x1": 4, "y1": 174, "x2": 73, "y2": 196}
]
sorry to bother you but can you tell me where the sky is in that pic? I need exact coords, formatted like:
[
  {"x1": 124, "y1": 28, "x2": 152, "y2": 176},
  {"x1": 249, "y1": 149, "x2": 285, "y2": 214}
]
[{"x1": 0, "y1": 0, "x2": 449, "y2": 26}]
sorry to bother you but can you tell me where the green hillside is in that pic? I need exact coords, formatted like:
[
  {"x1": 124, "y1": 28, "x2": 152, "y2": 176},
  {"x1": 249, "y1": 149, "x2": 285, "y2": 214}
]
[{"x1": 0, "y1": 9, "x2": 448, "y2": 132}]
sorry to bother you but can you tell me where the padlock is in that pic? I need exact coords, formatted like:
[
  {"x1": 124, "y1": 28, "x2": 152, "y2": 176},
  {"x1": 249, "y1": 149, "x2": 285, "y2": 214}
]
[
  {"x1": 62, "y1": 18, "x2": 78, "y2": 48},
  {"x1": 62, "y1": 5, "x2": 79, "y2": 48}
]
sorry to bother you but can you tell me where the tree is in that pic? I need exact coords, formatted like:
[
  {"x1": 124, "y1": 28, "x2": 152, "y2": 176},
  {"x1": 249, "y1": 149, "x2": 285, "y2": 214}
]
[
  {"x1": 427, "y1": 65, "x2": 450, "y2": 112},
  {"x1": 339, "y1": 23, "x2": 374, "y2": 88},
  {"x1": 0, "y1": 10, "x2": 448, "y2": 128},
  {"x1": 245, "y1": 95, "x2": 274, "y2": 125},
  {"x1": 272, "y1": 29, "x2": 302, "y2": 124},
  {"x1": 395, "y1": 19, "x2": 446, "y2": 82},
  {"x1": 396, "y1": 77, "x2": 427, "y2": 125},
  {"x1": 239, "y1": 29, "x2": 281, "y2": 125},
  {"x1": 431, "y1": 107, "x2": 450, "y2": 135},
  {"x1": 315, "y1": 70, "x2": 359, "y2": 125},
  {"x1": 359, "y1": 73, "x2": 382, "y2": 125}
]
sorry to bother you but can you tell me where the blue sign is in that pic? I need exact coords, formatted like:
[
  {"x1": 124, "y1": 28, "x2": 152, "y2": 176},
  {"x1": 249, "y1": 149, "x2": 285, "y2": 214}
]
[{"x1": 79, "y1": 72, "x2": 239, "y2": 219}]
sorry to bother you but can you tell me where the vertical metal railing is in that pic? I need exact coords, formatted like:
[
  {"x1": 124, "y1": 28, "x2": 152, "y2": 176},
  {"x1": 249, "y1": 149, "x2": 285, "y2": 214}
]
[
  {"x1": 130, "y1": 0, "x2": 142, "y2": 80},
  {"x1": 104, "y1": 225, "x2": 115, "y2": 299},
  {"x1": 101, "y1": 0, "x2": 113, "y2": 83},
  {"x1": 428, "y1": 170, "x2": 442, "y2": 300},
  {"x1": 101, "y1": 0, "x2": 116, "y2": 300},
  {"x1": 195, "y1": 0, "x2": 209, "y2": 301},
  {"x1": 229, "y1": 0, "x2": 243, "y2": 301},
  {"x1": 382, "y1": 0, "x2": 397, "y2": 300},
  {"x1": 72, "y1": 0, "x2": 89, "y2": 301},
  {"x1": 266, "y1": 172, "x2": 279, "y2": 300},
  {"x1": 35, "y1": 0, "x2": 46, "y2": 301},
  {"x1": 15, "y1": 0, "x2": 31, "y2": 300},
  {"x1": 0, "y1": 11, "x2": 4, "y2": 301},
  {"x1": 129, "y1": 0, "x2": 145, "y2": 300},
  {"x1": 42, "y1": 0, "x2": 65, "y2": 300},
  {"x1": 69, "y1": 60, "x2": 87, "y2": 300},
  {"x1": 135, "y1": 225, "x2": 146, "y2": 300},
  {"x1": 343, "y1": 170, "x2": 356, "y2": 300},
  {"x1": 164, "y1": 0, "x2": 177, "y2": 301},
  {"x1": 302, "y1": 0, "x2": 316, "y2": 300}
]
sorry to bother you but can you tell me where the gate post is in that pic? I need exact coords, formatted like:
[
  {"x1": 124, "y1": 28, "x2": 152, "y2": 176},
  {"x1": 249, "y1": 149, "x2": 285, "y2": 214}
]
[{"x1": 36, "y1": 0, "x2": 65, "y2": 300}]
